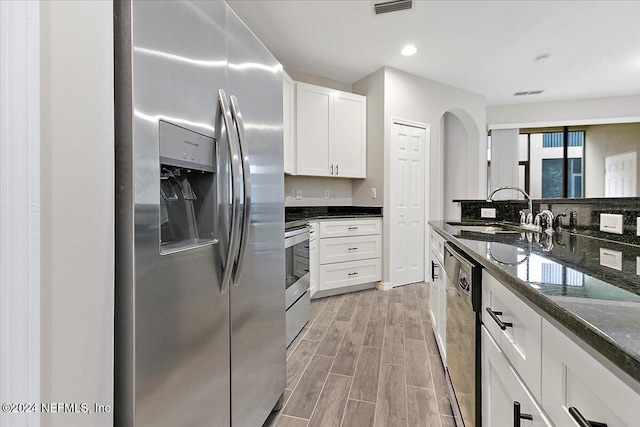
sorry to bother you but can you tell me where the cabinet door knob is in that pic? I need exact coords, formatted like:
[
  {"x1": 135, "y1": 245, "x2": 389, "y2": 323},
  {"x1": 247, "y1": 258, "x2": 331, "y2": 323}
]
[
  {"x1": 513, "y1": 401, "x2": 533, "y2": 427},
  {"x1": 568, "y1": 407, "x2": 608, "y2": 427}
]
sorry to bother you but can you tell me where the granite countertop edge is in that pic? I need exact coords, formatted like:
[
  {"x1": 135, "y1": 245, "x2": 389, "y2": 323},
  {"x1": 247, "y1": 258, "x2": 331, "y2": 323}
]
[{"x1": 429, "y1": 220, "x2": 640, "y2": 386}]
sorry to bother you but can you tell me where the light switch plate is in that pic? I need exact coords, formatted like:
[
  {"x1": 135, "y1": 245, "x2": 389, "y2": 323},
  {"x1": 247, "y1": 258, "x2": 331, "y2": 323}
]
[
  {"x1": 637, "y1": 257, "x2": 640, "y2": 276},
  {"x1": 637, "y1": 217, "x2": 640, "y2": 236},
  {"x1": 600, "y1": 248, "x2": 622, "y2": 271},
  {"x1": 324, "y1": 190, "x2": 330, "y2": 199},
  {"x1": 295, "y1": 189, "x2": 302, "y2": 200},
  {"x1": 481, "y1": 208, "x2": 496, "y2": 219},
  {"x1": 599, "y1": 213, "x2": 623, "y2": 235}
]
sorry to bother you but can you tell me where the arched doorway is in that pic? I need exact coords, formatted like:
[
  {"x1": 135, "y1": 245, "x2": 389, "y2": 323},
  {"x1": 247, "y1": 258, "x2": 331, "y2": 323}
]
[{"x1": 440, "y1": 109, "x2": 482, "y2": 220}]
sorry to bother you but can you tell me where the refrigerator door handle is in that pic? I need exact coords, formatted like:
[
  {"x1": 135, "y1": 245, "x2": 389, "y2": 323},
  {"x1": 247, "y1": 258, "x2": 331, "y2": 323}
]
[
  {"x1": 217, "y1": 89, "x2": 242, "y2": 294},
  {"x1": 229, "y1": 95, "x2": 251, "y2": 286}
]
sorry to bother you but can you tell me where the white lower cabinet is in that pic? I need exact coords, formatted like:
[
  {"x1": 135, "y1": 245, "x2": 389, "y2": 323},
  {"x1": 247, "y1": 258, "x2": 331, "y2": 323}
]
[
  {"x1": 429, "y1": 246, "x2": 446, "y2": 361},
  {"x1": 481, "y1": 269, "x2": 640, "y2": 427},
  {"x1": 308, "y1": 222, "x2": 318, "y2": 297},
  {"x1": 541, "y1": 319, "x2": 640, "y2": 427},
  {"x1": 482, "y1": 326, "x2": 553, "y2": 427},
  {"x1": 319, "y1": 258, "x2": 381, "y2": 291},
  {"x1": 483, "y1": 271, "x2": 542, "y2": 400},
  {"x1": 314, "y1": 218, "x2": 381, "y2": 295}
]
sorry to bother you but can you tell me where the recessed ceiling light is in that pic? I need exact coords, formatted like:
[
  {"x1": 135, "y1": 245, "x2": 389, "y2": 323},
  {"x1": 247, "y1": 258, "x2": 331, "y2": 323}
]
[{"x1": 401, "y1": 45, "x2": 417, "y2": 56}]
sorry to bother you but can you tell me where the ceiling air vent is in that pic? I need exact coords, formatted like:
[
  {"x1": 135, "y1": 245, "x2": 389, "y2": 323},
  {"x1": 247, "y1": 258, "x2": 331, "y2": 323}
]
[
  {"x1": 514, "y1": 90, "x2": 544, "y2": 96},
  {"x1": 374, "y1": 0, "x2": 413, "y2": 15}
]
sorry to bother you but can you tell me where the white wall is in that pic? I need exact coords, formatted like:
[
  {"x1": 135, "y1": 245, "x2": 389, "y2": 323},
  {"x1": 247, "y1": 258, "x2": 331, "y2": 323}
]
[
  {"x1": 382, "y1": 67, "x2": 486, "y2": 284},
  {"x1": 383, "y1": 68, "x2": 487, "y2": 220},
  {"x1": 443, "y1": 113, "x2": 469, "y2": 219},
  {"x1": 285, "y1": 68, "x2": 352, "y2": 92},
  {"x1": 284, "y1": 175, "x2": 353, "y2": 206},
  {"x1": 352, "y1": 68, "x2": 384, "y2": 206},
  {"x1": 487, "y1": 95, "x2": 640, "y2": 127},
  {"x1": 40, "y1": 2, "x2": 114, "y2": 426}
]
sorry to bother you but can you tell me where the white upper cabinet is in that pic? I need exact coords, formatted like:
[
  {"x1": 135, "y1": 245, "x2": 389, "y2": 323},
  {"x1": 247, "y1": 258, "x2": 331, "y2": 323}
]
[
  {"x1": 295, "y1": 82, "x2": 366, "y2": 178},
  {"x1": 283, "y1": 71, "x2": 296, "y2": 174},
  {"x1": 332, "y1": 91, "x2": 366, "y2": 178}
]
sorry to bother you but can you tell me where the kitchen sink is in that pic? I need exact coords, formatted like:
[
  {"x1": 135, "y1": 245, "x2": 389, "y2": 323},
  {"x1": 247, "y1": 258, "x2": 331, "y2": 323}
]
[{"x1": 448, "y1": 223, "x2": 523, "y2": 234}]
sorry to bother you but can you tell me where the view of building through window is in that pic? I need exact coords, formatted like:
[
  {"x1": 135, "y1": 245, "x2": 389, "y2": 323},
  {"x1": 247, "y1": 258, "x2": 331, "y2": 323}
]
[
  {"x1": 528, "y1": 130, "x2": 584, "y2": 198},
  {"x1": 488, "y1": 130, "x2": 585, "y2": 198}
]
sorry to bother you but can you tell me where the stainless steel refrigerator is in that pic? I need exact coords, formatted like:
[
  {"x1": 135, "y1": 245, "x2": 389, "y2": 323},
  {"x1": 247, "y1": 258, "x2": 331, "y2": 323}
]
[{"x1": 114, "y1": 2, "x2": 285, "y2": 426}]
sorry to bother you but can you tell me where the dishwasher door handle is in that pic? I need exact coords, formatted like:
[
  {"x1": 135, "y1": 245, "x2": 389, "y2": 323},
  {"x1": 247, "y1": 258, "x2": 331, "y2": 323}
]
[{"x1": 486, "y1": 307, "x2": 513, "y2": 330}]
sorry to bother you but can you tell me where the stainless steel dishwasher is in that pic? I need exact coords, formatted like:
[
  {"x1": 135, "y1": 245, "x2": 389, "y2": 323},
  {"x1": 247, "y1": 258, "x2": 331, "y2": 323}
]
[{"x1": 444, "y1": 242, "x2": 482, "y2": 427}]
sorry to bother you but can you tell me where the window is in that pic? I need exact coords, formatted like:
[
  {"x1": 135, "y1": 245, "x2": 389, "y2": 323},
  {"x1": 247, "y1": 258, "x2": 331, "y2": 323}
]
[{"x1": 522, "y1": 128, "x2": 585, "y2": 199}]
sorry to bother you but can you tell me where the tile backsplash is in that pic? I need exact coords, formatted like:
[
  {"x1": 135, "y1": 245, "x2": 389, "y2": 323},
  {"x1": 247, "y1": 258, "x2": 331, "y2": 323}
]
[{"x1": 458, "y1": 198, "x2": 640, "y2": 245}]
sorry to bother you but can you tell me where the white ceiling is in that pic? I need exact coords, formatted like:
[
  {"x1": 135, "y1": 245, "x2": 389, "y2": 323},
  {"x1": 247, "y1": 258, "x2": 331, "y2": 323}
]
[{"x1": 228, "y1": 0, "x2": 640, "y2": 106}]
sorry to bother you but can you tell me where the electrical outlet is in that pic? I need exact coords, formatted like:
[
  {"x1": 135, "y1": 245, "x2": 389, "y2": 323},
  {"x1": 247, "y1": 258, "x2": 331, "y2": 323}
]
[
  {"x1": 295, "y1": 189, "x2": 302, "y2": 200},
  {"x1": 370, "y1": 188, "x2": 377, "y2": 199},
  {"x1": 600, "y1": 213, "x2": 623, "y2": 234},
  {"x1": 481, "y1": 208, "x2": 496, "y2": 219},
  {"x1": 324, "y1": 190, "x2": 330, "y2": 199}
]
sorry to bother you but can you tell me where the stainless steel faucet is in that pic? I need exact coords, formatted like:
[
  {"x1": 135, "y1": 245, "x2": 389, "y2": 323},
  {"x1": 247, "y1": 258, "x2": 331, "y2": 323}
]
[
  {"x1": 488, "y1": 186, "x2": 536, "y2": 229},
  {"x1": 539, "y1": 210, "x2": 555, "y2": 233}
]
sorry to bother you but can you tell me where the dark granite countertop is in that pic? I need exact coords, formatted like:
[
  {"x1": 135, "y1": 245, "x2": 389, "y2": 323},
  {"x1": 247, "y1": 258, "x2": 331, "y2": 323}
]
[
  {"x1": 285, "y1": 206, "x2": 382, "y2": 229},
  {"x1": 430, "y1": 219, "x2": 640, "y2": 384}
]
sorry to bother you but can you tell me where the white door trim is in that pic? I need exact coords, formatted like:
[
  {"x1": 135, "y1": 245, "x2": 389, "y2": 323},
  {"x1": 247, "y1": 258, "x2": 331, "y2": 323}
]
[
  {"x1": 383, "y1": 118, "x2": 430, "y2": 289},
  {"x1": 0, "y1": 2, "x2": 41, "y2": 426}
]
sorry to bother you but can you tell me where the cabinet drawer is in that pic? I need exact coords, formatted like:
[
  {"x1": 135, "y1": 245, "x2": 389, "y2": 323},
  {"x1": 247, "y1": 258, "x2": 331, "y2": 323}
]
[
  {"x1": 541, "y1": 319, "x2": 640, "y2": 427},
  {"x1": 482, "y1": 326, "x2": 553, "y2": 427},
  {"x1": 318, "y1": 258, "x2": 381, "y2": 291},
  {"x1": 319, "y1": 234, "x2": 381, "y2": 264},
  {"x1": 319, "y1": 219, "x2": 381, "y2": 238},
  {"x1": 430, "y1": 227, "x2": 445, "y2": 264},
  {"x1": 482, "y1": 271, "x2": 542, "y2": 400}
]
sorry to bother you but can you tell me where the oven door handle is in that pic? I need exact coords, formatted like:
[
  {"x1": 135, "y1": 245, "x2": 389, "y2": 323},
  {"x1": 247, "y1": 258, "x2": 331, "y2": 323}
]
[{"x1": 285, "y1": 228, "x2": 310, "y2": 248}]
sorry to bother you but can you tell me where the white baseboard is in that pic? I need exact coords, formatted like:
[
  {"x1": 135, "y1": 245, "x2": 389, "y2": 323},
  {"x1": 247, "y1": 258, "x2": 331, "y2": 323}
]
[{"x1": 377, "y1": 281, "x2": 394, "y2": 291}]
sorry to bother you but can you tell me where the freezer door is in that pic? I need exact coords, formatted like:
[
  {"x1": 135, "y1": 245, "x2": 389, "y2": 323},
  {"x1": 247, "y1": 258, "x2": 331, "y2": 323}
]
[
  {"x1": 116, "y1": 2, "x2": 231, "y2": 426},
  {"x1": 226, "y1": 6, "x2": 287, "y2": 427}
]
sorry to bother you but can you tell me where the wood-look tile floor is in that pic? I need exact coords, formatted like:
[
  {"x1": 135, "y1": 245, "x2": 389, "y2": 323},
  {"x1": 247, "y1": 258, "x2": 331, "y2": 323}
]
[{"x1": 263, "y1": 283, "x2": 455, "y2": 427}]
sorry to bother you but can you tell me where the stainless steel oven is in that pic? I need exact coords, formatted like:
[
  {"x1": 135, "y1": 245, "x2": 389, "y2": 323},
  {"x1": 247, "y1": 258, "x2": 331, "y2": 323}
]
[
  {"x1": 285, "y1": 225, "x2": 311, "y2": 347},
  {"x1": 444, "y1": 242, "x2": 482, "y2": 427}
]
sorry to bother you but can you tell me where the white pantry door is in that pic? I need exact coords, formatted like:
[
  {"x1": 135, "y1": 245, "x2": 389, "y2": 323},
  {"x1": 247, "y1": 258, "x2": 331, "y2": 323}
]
[
  {"x1": 605, "y1": 151, "x2": 637, "y2": 197},
  {"x1": 390, "y1": 121, "x2": 427, "y2": 287}
]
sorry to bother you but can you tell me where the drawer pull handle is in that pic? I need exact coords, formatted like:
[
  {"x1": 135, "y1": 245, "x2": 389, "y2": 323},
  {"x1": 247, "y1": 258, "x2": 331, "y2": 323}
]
[
  {"x1": 348, "y1": 226, "x2": 359, "y2": 230},
  {"x1": 348, "y1": 247, "x2": 359, "y2": 251},
  {"x1": 513, "y1": 401, "x2": 533, "y2": 427},
  {"x1": 486, "y1": 307, "x2": 513, "y2": 330},
  {"x1": 431, "y1": 261, "x2": 439, "y2": 281},
  {"x1": 348, "y1": 272, "x2": 359, "y2": 276},
  {"x1": 568, "y1": 407, "x2": 608, "y2": 427}
]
